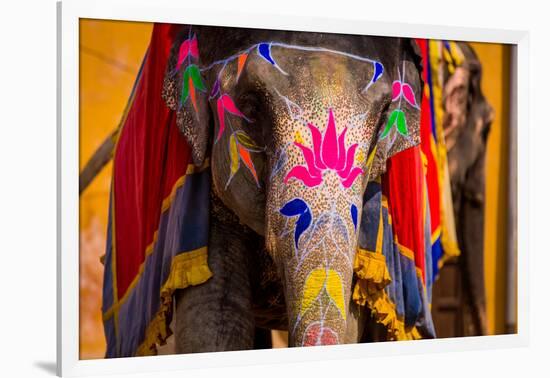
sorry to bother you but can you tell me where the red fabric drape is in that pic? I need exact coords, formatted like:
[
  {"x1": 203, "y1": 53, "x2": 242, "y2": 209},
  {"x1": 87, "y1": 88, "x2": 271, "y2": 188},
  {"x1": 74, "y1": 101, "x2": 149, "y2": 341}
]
[
  {"x1": 113, "y1": 23, "x2": 191, "y2": 297},
  {"x1": 383, "y1": 146, "x2": 426, "y2": 282},
  {"x1": 416, "y1": 38, "x2": 441, "y2": 237}
]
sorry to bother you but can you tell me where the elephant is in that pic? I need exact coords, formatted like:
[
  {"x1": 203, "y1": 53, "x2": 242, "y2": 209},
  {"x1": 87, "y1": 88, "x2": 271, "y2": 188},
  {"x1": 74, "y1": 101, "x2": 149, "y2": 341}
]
[
  {"x1": 150, "y1": 24, "x2": 425, "y2": 351},
  {"x1": 427, "y1": 41, "x2": 494, "y2": 337},
  {"x1": 441, "y1": 42, "x2": 494, "y2": 336}
]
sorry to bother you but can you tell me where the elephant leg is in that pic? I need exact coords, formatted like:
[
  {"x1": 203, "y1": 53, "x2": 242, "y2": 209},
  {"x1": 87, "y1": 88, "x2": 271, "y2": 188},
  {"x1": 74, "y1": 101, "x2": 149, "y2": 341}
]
[
  {"x1": 458, "y1": 152, "x2": 488, "y2": 336},
  {"x1": 360, "y1": 316, "x2": 388, "y2": 343},
  {"x1": 174, "y1": 194, "x2": 260, "y2": 353},
  {"x1": 344, "y1": 297, "x2": 366, "y2": 343}
]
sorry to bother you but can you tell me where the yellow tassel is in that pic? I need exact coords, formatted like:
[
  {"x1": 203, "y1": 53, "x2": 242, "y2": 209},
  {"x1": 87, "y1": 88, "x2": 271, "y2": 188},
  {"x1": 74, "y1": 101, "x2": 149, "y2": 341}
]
[
  {"x1": 353, "y1": 248, "x2": 423, "y2": 341},
  {"x1": 353, "y1": 249, "x2": 391, "y2": 288}
]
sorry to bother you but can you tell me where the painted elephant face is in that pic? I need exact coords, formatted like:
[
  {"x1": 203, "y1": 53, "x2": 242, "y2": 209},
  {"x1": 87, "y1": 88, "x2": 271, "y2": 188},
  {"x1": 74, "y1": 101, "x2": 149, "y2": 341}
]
[{"x1": 163, "y1": 27, "x2": 422, "y2": 346}]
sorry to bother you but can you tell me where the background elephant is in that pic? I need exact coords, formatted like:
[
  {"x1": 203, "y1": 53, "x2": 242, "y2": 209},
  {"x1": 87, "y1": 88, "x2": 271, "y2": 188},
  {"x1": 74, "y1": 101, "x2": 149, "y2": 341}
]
[
  {"x1": 159, "y1": 25, "x2": 424, "y2": 350},
  {"x1": 430, "y1": 42, "x2": 494, "y2": 336}
]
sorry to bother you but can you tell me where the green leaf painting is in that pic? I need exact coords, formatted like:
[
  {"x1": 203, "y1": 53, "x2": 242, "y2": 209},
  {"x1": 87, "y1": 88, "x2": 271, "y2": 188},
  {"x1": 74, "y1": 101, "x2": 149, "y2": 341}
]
[
  {"x1": 380, "y1": 109, "x2": 408, "y2": 139},
  {"x1": 180, "y1": 64, "x2": 206, "y2": 105},
  {"x1": 396, "y1": 110, "x2": 408, "y2": 136}
]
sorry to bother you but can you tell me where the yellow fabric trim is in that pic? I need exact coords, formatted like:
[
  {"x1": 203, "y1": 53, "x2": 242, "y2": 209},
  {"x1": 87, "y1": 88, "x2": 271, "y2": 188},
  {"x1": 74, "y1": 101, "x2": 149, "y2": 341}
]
[
  {"x1": 431, "y1": 226, "x2": 441, "y2": 245},
  {"x1": 352, "y1": 245, "x2": 422, "y2": 341},
  {"x1": 161, "y1": 161, "x2": 210, "y2": 213},
  {"x1": 423, "y1": 80, "x2": 431, "y2": 99},
  {"x1": 144, "y1": 231, "x2": 159, "y2": 256},
  {"x1": 135, "y1": 248, "x2": 213, "y2": 356},
  {"x1": 375, "y1": 205, "x2": 384, "y2": 254},
  {"x1": 381, "y1": 196, "x2": 392, "y2": 230},
  {"x1": 103, "y1": 160, "x2": 211, "y2": 320},
  {"x1": 451, "y1": 42, "x2": 464, "y2": 63},
  {"x1": 353, "y1": 281, "x2": 422, "y2": 341},
  {"x1": 381, "y1": 195, "x2": 389, "y2": 209},
  {"x1": 449, "y1": 41, "x2": 464, "y2": 69},
  {"x1": 442, "y1": 48, "x2": 455, "y2": 74},
  {"x1": 396, "y1": 242, "x2": 415, "y2": 261},
  {"x1": 442, "y1": 41, "x2": 464, "y2": 75},
  {"x1": 439, "y1": 161, "x2": 461, "y2": 258},
  {"x1": 416, "y1": 267, "x2": 424, "y2": 282},
  {"x1": 354, "y1": 249, "x2": 392, "y2": 289},
  {"x1": 420, "y1": 150, "x2": 428, "y2": 172},
  {"x1": 428, "y1": 40, "x2": 461, "y2": 263}
]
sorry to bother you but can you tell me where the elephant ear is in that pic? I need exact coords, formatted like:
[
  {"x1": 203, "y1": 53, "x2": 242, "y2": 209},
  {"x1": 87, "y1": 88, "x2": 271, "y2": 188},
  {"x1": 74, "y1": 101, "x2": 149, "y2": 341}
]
[
  {"x1": 162, "y1": 27, "x2": 211, "y2": 166},
  {"x1": 368, "y1": 38, "x2": 423, "y2": 181}
]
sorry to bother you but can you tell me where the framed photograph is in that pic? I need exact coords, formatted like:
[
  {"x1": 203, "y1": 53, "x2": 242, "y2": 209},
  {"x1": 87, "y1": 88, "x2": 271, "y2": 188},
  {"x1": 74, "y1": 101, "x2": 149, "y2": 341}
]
[{"x1": 58, "y1": 0, "x2": 529, "y2": 376}]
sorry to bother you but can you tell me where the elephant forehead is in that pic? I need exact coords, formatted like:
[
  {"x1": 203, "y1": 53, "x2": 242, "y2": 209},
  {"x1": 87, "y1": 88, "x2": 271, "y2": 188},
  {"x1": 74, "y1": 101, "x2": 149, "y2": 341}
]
[
  {"x1": 269, "y1": 105, "x2": 376, "y2": 192},
  {"x1": 243, "y1": 48, "x2": 378, "y2": 139},
  {"x1": 265, "y1": 84, "x2": 378, "y2": 149},
  {"x1": 270, "y1": 87, "x2": 369, "y2": 133},
  {"x1": 272, "y1": 104, "x2": 376, "y2": 145}
]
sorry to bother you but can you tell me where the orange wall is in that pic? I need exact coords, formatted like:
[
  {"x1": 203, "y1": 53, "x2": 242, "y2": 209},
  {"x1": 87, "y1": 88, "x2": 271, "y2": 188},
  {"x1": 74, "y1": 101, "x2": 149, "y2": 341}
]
[
  {"x1": 470, "y1": 42, "x2": 511, "y2": 335},
  {"x1": 79, "y1": 19, "x2": 152, "y2": 359}
]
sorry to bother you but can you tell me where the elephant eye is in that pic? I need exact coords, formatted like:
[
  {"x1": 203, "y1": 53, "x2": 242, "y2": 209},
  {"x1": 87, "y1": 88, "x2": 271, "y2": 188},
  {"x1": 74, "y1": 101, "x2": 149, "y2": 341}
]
[{"x1": 237, "y1": 92, "x2": 263, "y2": 118}]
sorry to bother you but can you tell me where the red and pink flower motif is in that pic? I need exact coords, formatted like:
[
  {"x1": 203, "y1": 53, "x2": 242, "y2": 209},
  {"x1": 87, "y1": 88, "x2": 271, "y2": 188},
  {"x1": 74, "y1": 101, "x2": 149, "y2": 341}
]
[
  {"x1": 284, "y1": 109, "x2": 364, "y2": 188},
  {"x1": 176, "y1": 35, "x2": 199, "y2": 70},
  {"x1": 392, "y1": 79, "x2": 418, "y2": 108},
  {"x1": 302, "y1": 323, "x2": 339, "y2": 346}
]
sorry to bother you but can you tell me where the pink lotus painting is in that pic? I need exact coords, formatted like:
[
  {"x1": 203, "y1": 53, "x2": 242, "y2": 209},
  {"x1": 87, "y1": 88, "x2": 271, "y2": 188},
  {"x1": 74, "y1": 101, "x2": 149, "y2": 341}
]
[{"x1": 284, "y1": 109, "x2": 364, "y2": 188}]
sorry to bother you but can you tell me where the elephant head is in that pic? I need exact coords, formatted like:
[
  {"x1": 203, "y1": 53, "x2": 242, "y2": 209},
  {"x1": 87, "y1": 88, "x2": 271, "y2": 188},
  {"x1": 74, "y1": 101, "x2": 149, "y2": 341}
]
[
  {"x1": 442, "y1": 43, "x2": 494, "y2": 200},
  {"x1": 163, "y1": 26, "x2": 422, "y2": 346}
]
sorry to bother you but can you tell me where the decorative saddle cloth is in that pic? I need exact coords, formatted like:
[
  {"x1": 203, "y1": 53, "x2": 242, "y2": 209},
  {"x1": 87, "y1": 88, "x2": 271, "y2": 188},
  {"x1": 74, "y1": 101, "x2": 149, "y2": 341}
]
[
  {"x1": 101, "y1": 24, "x2": 212, "y2": 358},
  {"x1": 353, "y1": 151, "x2": 435, "y2": 340}
]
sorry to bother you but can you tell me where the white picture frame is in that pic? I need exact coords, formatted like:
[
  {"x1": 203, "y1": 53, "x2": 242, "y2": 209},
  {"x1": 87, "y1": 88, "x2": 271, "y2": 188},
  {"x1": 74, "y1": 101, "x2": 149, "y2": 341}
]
[{"x1": 57, "y1": 0, "x2": 529, "y2": 376}]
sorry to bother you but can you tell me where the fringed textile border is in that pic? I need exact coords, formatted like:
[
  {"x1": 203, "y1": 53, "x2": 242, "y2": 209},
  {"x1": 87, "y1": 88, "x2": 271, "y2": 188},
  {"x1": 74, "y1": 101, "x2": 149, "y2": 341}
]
[
  {"x1": 103, "y1": 162, "x2": 210, "y2": 322},
  {"x1": 352, "y1": 249, "x2": 422, "y2": 341}
]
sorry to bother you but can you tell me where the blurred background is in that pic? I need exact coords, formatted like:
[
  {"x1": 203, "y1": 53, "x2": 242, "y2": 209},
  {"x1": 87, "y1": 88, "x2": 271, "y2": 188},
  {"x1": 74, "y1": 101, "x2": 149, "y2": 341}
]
[{"x1": 79, "y1": 19, "x2": 514, "y2": 359}]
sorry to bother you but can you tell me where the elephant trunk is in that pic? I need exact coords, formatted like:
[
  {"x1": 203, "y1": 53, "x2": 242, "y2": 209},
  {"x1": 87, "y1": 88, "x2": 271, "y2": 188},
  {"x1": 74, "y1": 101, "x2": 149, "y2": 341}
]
[
  {"x1": 279, "y1": 232, "x2": 356, "y2": 347},
  {"x1": 266, "y1": 108, "x2": 367, "y2": 346},
  {"x1": 266, "y1": 172, "x2": 362, "y2": 346}
]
